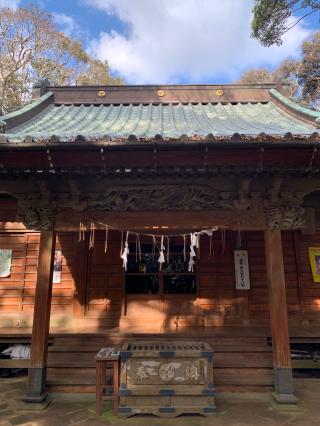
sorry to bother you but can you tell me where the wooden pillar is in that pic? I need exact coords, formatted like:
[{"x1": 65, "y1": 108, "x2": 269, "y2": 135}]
[
  {"x1": 23, "y1": 229, "x2": 56, "y2": 402},
  {"x1": 265, "y1": 229, "x2": 297, "y2": 403}
]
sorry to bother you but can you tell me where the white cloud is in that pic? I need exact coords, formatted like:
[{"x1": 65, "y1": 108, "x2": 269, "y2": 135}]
[
  {"x1": 84, "y1": 0, "x2": 312, "y2": 84},
  {"x1": 53, "y1": 13, "x2": 78, "y2": 38},
  {"x1": 0, "y1": 0, "x2": 20, "y2": 8}
]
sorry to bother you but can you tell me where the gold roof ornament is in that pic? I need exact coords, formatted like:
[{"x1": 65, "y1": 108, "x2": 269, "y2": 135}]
[
  {"x1": 157, "y1": 90, "x2": 165, "y2": 97},
  {"x1": 216, "y1": 89, "x2": 224, "y2": 97},
  {"x1": 97, "y1": 90, "x2": 106, "y2": 98}
]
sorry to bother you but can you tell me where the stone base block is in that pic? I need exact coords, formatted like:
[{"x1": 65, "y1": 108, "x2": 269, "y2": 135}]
[
  {"x1": 273, "y1": 367, "x2": 297, "y2": 405},
  {"x1": 272, "y1": 391, "x2": 298, "y2": 405},
  {"x1": 19, "y1": 399, "x2": 51, "y2": 410},
  {"x1": 22, "y1": 392, "x2": 48, "y2": 404},
  {"x1": 23, "y1": 367, "x2": 48, "y2": 403}
]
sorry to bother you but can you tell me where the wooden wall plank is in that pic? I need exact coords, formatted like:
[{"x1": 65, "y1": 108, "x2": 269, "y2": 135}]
[{"x1": 1, "y1": 228, "x2": 320, "y2": 330}]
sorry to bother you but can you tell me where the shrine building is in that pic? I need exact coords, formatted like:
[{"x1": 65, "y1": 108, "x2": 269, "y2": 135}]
[{"x1": 0, "y1": 80, "x2": 320, "y2": 406}]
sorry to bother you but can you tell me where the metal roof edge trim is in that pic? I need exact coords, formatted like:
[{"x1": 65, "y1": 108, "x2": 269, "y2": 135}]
[
  {"x1": 0, "y1": 92, "x2": 54, "y2": 131},
  {"x1": 49, "y1": 83, "x2": 278, "y2": 91},
  {"x1": 0, "y1": 92, "x2": 53, "y2": 122},
  {"x1": 269, "y1": 88, "x2": 320, "y2": 125},
  {"x1": 1, "y1": 139, "x2": 320, "y2": 151}
]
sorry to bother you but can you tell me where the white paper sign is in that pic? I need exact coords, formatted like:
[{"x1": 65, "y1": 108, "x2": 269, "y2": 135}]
[
  {"x1": 234, "y1": 250, "x2": 250, "y2": 290},
  {"x1": 0, "y1": 249, "x2": 12, "y2": 278},
  {"x1": 53, "y1": 249, "x2": 62, "y2": 284}
]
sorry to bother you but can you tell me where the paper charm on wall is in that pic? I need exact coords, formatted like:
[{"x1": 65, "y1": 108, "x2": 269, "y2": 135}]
[
  {"x1": 0, "y1": 249, "x2": 12, "y2": 278},
  {"x1": 234, "y1": 250, "x2": 250, "y2": 290},
  {"x1": 53, "y1": 249, "x2": 62, "y2": 284},
  {"x1": 308, "y1": 247, "x2": 320, "y2": 283}
]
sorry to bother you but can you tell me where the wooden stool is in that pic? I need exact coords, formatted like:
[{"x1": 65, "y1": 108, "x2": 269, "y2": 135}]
[{"x1": 95, "y1": 348, "x2": 120, "y2": 416}]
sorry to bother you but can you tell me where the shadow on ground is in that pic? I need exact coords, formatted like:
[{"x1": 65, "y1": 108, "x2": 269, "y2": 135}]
[{"x1": 0, "y1": 376, "x2": 320, "y2": 426}]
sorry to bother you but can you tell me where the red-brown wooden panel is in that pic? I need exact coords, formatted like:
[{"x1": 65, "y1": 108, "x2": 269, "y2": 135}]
[
  {"x1": 157, "y1": 150, "x2": 203, "y2": 166},
  {"x1": 263, "y1": 148, "x2": 314, "y2": 167},
  {"x1": 50, "y1": 150, "x2": 102, "y2": 167},
  {"x1": 0, "y1": 231, "x2": 77, "y2": 317},
  {"x1": 206, "y1": 149, "x2": 259, "y2": 166},
  {"x1": 104, "y1": 151, "x2": 154, "y2": 168},
  {"x1": 0, "y1": 152, "x2": 50, "y2": 168}
]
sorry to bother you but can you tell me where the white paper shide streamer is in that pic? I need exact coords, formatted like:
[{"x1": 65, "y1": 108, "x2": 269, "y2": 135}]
[
  {"x1": 188, "y1": 232, "x2": 199, "y2": 272},
  {"x1": 120, "y1": 231, "x2": 130, "y2": 271},
  {"x1": 158, "y1": 236, "x2": 166, "y2": 270},
  {"x1": 79, "y1": 219, "x2": 220, "y2": 271}
]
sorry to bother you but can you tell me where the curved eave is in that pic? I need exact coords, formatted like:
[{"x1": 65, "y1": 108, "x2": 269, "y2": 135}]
[
  {"x1": 0, "y1": 92, "x2": 54, "y2": 131},
  {"x1": 269, "y1": 89, "x2": 320, "y2": 127}
]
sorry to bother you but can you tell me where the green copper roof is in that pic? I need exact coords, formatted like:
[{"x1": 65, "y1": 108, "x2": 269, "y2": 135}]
[{"x1": 1, "y1": 97, "x2": 318, "y2": 143}]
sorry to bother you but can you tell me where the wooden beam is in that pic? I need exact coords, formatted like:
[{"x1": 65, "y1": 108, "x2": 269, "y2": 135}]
[
  {"x1": 23, "y1": 229, "x2": 56, "y2": 403},
  {"x1": 53, "y1": 209, "x2": 267, "y2": 231},
  {"x1": 265, "y1": 229, "x2": 297, "y2": 404},
  {"x1": 0, "y1": 359, "x2": 30, "y2": 368}
]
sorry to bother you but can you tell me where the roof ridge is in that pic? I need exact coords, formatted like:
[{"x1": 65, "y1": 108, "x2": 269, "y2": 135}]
[{"x1": 49, "y1": 83, "x2": 278, "y2": 90}]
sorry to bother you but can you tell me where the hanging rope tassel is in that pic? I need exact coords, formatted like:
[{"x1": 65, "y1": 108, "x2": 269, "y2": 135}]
[
  {"x1": 120, "y1": 230, "x2": 124, "y2": 257},
  {"x1": 135, "y1": 234, "x2": 138, "y2": 262},
  {"x1": 221, "y1": 228, "x2": 226, "y2": 253},
  {"x1": 78, "y1": 221, "x2": 85, "y2": 242},
  {"x1": 79, "y1": 221, "x2": 86, "y2": 242},
  {"x1": 183, "y1": 235, "x2": 186, "y2": 263},
  {"x1": 167, "y1": 236, "x2": 170, "y2": 263},
  {"x1": 120, "y1": 231, "x2": 130, "y2": 270},
  {"x1": 104, "y1": 225, "x2": 109, "y2": 253},
  {"x1": 152, "y1": 235, "x2": 156, "y2": 259},
  {"x1": 137, "y1": 234, "x2": 141, "y2": 261},
  {"x1": 209, "y1": 234, "x2": 214, "y2": 258},
  {"x1": 89, "y1": 222, "x2": 95, "y2": 249}
]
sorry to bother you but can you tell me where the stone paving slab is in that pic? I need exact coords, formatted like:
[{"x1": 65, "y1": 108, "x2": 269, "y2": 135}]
[{"x1": 0, "y1": 376, "x2": 320, "y2": 425}]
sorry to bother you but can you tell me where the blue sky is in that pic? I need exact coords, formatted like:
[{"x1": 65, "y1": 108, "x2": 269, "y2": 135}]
[{"x1": 2, "y1": 0, "x2": 319, "y2": 84}]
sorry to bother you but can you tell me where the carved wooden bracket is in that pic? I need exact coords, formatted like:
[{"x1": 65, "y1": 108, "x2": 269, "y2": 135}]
[
  {"x1": 266, "y1": 205, "x2": 305, "y2": 230},
  {"x1": 16, "y1": 205, "x2": 56, "y2": 231}
]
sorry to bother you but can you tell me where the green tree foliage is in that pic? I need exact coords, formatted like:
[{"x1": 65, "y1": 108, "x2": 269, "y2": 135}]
[
  {"x1": 252, "y1": 0, "x2": 320, "y2": 46},
  {"x1": 238, "y1": 31, "x2": 320, "y2": 108},
  {"x1": 0, "y1": 4, "x2": 123, "y2": 114}
]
